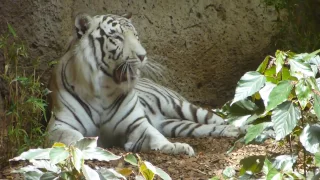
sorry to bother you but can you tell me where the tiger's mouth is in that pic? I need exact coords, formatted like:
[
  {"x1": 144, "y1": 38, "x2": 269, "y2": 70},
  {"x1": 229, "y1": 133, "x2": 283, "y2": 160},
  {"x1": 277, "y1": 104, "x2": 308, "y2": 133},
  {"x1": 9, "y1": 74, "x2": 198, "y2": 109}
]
[{"x1": 113, "y1": 63, "x2": 138, "y2": 84}]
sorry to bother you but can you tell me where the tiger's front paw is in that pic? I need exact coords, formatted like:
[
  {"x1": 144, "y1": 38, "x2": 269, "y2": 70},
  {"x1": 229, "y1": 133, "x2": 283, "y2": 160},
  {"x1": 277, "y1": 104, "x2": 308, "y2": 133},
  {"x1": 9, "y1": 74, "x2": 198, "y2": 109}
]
[
  {"x1": 159, "y1": 142, "x2": 195, "y2": 156},
  {"x1": 217, "y1": 125, "x2": 241, "y2": 137}
]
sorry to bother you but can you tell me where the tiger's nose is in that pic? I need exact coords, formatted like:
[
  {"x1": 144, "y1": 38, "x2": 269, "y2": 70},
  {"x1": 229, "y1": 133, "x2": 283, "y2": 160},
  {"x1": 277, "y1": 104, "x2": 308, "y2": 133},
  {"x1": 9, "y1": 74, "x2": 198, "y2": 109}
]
[{"x1": 137, "y1": 54, "x2": 145, "y2": 62}]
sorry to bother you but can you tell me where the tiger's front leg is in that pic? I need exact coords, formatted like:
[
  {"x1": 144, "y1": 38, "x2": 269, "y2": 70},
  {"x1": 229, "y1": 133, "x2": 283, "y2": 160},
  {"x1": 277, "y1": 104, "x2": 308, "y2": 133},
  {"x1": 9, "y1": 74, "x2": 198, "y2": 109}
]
[
  {"x1": 99, "y1": 113, "x2": 195, "y2": 156},
  {"x1": 123, "y1": 119, "x2": 195, "y2": 156}
]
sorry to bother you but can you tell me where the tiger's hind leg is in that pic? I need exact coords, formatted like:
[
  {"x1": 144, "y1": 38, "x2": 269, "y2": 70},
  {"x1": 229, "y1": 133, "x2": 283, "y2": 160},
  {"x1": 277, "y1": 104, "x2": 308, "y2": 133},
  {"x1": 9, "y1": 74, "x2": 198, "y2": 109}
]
[{"x1": 159, "y1": 119, "x2": 240, "y2": 137}]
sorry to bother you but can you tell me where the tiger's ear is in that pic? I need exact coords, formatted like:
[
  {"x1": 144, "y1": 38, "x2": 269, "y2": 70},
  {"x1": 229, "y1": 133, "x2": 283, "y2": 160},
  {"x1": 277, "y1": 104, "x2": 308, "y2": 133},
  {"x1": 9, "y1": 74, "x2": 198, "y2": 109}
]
[
  {"x1": 122, "y1": 12, "x2": 132, "y2": 20},
  {"x1": 75, "y1": 13, "x2": 92, "y2": 39}
]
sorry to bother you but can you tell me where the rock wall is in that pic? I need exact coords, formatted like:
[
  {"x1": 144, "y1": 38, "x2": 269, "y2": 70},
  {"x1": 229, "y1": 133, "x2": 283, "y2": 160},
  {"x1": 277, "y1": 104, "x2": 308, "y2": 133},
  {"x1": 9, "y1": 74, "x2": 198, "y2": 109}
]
[{"x1": 0, "y1": 0, "x2": 279, "y2": 106}]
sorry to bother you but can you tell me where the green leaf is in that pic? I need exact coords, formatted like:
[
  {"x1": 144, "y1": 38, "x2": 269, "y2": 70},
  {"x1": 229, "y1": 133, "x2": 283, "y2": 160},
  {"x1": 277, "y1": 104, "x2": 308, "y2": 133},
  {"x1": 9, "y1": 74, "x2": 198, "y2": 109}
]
[
  {"x1": 83, "y1": 147, "x2": 121, "y2": 161},
  {"x1": 310, "y1": 55, "x2": 320, "y2": 66},
  {"x1": 82, "y1": 164, "x2": 100, "y2": 180},
  {"x1": 232, "y1": 71, "x2": 266, "y2": 104},
  {"x1": 272, "y1": 155, "x2": 296, "y2": 172},
  {"x1": 239, "y1": 155, "x2": 265, "y2": 175},
  {"x1": 266, "y1": 80, "x2": 294, "y2": 111},
  {"x1": 155, "y1": 167, "x2": 172, "y2": 180},
  {"x1": 71, "y1": 147, "x2": 83, "y2": 172},
  {"x1": 257, "y1": 55, "x2": 270, "y2": 73},
  {"x1": 289, "y1": 59, "x2": 315, "y2": 79},
  {"x1": 40, "y1": 172, "x2": 59, "y2": 180},
  {"x1": 300, "y1": 124, "x2": 320, "y2": 154},
  {"x1": 295, "y1": 79, "x2": 312, "y2": 109},
  {"x1": 75, "y1": 137, "x2": 98, "y2": 150},
  {"x1": 314, "y1": 93, "x2": 320, "y2": 120},
  {"x1": 140, "y1": 161, "x2": 155, "y2": 180},
  {"x1": 124, "y1": 154, "x2": 138, "y2": 166},
  {"x1": 49, "y1": 147, "x2": 69, "y2": 164},
  {"x1": 302, "y1": 49, "x2": 320, "y2": 62},
  {"x1": 259, "y1": 82, "x2": 276, "y2": 107},
  {"x1": 282, "y1": 67, "x2": 296, "y2": 81},
  {"x1": 30, "y1": 159, "x2": 59, "y2": 173},
  {"x1": 7, "y1": 23, "x2": 17, "y2": 37},
  {"x1": 275, "y1": 50, "x2": 286, "y2": 74},
  {"x1": 223, "y1": 166, "x2": 236, "y2": 178},
  {"x1": 244, "y1": 123, "x2": 270, "y2": 144},
  {"x1": 263, "y1": 158, "x2": 282, "y2": 180},
  {"x1": 10, "y1": 148, "x2": 51, "y2": 161},
  {"x1": 271, "y1": 101, "x2": 301, "y2": 140},
  {"x1": 98, "y1": 168, "x2": 126, "y2": 180},
  {"x1": 315, "y1": 152, "x2": 320, "y2": 167}
]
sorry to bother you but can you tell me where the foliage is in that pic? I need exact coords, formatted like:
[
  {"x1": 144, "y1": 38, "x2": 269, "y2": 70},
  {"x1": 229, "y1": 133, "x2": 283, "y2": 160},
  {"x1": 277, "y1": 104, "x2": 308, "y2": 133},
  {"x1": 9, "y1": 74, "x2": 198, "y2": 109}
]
[
  {"x1": 0, "y1": 24, "x2": 49, "y2": 158},
  {"x1": 263, "y1": 0, "x2": 320, "y2": 52},
  {"x1": 214, "y1": 49, "x2": 320, "y2": 179},
  {"x1": 10, "y1": 137, "x2": 171, "y2": 180}
]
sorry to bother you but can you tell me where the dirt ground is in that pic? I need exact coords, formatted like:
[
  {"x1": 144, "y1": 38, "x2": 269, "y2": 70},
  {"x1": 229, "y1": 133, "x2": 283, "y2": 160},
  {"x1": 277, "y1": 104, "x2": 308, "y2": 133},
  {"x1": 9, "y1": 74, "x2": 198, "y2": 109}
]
[{"x1": 0, "y1": 137, "x2": 291, "y2": 180}]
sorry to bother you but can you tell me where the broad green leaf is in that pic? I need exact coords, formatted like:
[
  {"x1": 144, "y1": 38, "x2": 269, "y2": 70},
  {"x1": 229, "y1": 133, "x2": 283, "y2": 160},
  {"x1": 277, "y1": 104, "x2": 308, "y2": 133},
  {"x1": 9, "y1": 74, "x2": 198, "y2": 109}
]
[
  {"x1": 257, "y1": 55, "x2": 270, "y2": 73},
  {"x1": 71, "y1": 147, "x2": 83, "y2": 172},
  {"x1": 82, "y1": 164, "x2": 100, "y2": 180},
  {"x1": 273, "y1": 155, "x2": 296, "y2": 172},
  {"x1": 265, "y1": 66, "x2": 281, "y2": 84},
  {"x1": 300, "y1": 124, "x2": 320, "y2": 154},
  {"x1": 7, "y1": 23, "x2": 17, "y2": 37},
  {"x1": 310, "y1": 55, "x2": 320, "y2": 66},
  {"x1": 295, "y1": 79, "x2": 312, "y2": 109},
  {"x1": 30, "y1": 159, "x2": 59, "y2": 173},
  {"x1": 49, "y1": 147, "x2": 69, "y2": 164},
  {"x1": 232, "y1": 71, "x2": 266, "y2": 104},
  {"x1": 124, "y1": 154, "x2": 138, "y2": 166},
  {"x1": 10, "y1": 148, "x2": 51, "y2": 161},
  {"x1": 302, "y1": 49, "x2": 320, "y2": 62},
  {"x1": 282, "y1": 67, "x2": 296, "y2": 81},
  {"x1": 155, "y1": 167, "x2": 172, "y2": 180},
  {"x1": 40, "y1": 172, "x2": 59, "y2": 180},
  {"x1": 259, "y1": 82, "x2": 276, "y2": 107},
  {"x1": 140, "y1": 161, "x2": 155, "y2": 180},
  {"x1": 209, "y1": 176, "x2": 220, "y2": 180},
  {"x1": 223, "y1": 166, "x2": 236, "y2": 178},
  {"x1": 271, "y1": 101, "x2": 301, "y2": 140},
  {"x1": 275, "y1": 50, "x2": 286, "y2": 74},
  {"x1": 83, "y1": 147, "x2": 121, "y2": 161},
  {"x1": 75, "y1": 137, "x2": 98, "y2": 150},
  {"x1": 227, "y1": 115, "x2": 251, "y2": 128},
  {"x1": 263, "y1": 158, "x2": 281, "y2": 180},
  {"x1": 244, "y1": 123, "x2": 270, "y2": 144},
  {"x1": 289, "y1": 59, "x2": 314, "y2": 79},
  {"x1": 239, "y1": 155, "x2": 265, "y2": 175},
  {"x1": 314, "y1": 93, "x2": 320, "y2": 120},
  {"x1": 25, "y1": 171, "x2": 44, "y2": 180},
  {"x1": 266, "y1": 80, "x2": 294, "y2": 111},
  {"x1": 98, "y1": 168, "x2": 126, "y2": 180},
  {"x1": 315, "y1": 152, "x2": 320, "y2": 167},
  {"x1": 307, "y1": 77, "x2": 319, "y2": 90}
]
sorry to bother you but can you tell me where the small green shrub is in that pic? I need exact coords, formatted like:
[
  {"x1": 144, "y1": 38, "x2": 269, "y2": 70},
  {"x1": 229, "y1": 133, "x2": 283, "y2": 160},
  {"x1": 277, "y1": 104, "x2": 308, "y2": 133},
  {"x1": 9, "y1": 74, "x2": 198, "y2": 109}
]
[
  {"x1": 10, "y1": 137, "x2": 171, "y2": 180},
  {"x1": 0, "y1": 24, "x2": 48, "y2": 158},
  {"x1": 214, "y1": 49, "x2": 320, "y2": 179}
]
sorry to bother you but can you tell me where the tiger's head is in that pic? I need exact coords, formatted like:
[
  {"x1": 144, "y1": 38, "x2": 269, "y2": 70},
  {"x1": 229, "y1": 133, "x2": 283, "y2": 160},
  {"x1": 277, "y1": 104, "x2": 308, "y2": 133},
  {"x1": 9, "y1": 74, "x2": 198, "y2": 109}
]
[{"x1": 72, "y1": 13, "x2": 147, "y2": 92}]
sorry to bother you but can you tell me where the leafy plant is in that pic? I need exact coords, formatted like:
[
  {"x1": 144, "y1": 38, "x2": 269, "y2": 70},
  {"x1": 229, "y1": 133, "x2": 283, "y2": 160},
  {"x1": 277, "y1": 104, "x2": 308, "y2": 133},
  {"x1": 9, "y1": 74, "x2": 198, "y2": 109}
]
[
  {"x1": 0, "y1": 24, "x2": 49, "y2": 162},
  {"x1": 10, "y1": 137, "x2": 171, "y2": 180},
  {"x1": 215, "y1": 49, "x2": 320, "y2": 178}
]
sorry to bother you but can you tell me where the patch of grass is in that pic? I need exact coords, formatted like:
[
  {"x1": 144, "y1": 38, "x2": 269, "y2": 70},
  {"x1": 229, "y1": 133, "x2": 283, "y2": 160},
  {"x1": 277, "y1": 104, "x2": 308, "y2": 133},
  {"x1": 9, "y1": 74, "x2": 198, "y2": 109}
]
[{"x1": 0, "y1": 23, "x2": 49, "y2": 166}]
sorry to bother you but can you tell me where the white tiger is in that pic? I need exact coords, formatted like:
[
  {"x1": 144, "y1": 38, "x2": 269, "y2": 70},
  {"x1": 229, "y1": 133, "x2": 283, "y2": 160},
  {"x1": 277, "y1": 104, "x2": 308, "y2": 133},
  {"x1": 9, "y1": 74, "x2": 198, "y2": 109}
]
[{"x1": 47, "y1": 13, "x2": 241, "y2": 156}]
